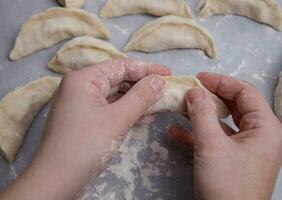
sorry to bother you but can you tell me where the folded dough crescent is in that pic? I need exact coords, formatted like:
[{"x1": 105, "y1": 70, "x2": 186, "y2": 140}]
[
  {"x1": 0, "y1": 77, "x2": 61, "y2": 162},
  {"x1": 124, "y1": 15, "x2": 216, "y2": 58},
  {"x1": 274, "y1": 72, "x2": 282, "y2": 122},
  {"x1": 198, "y1": 0, "x2": 282, "y2": 31},
  {"x1": 9, "y1": 7, "x2": 110, "y2": 60},
  {"x1": 48, "y1": 36, "x2": 127, "y2": 74},
  {"x1": 100, "y1": 0, "x2": 192, "y2": 18},
  {"x1": 146, "y1": 76, "x2": 230, "y2": 118},
  {"x1": 57, "y1": 0, "x2": 86, "y2": 8}
]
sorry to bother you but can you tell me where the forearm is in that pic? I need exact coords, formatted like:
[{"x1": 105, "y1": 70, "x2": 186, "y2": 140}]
[{"x1": 0, "y1": 157, "x2": 89, "y2": 200}]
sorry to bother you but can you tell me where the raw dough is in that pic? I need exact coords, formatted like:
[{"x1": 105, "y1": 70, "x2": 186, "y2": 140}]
[
  {"x1": 198, "y1": 0, "x2": 282, "y2": 31},
  {"x1": 274, "y1": 72, "x2": 282, "y2": 122},
  {"x1": 146, "y1": 76, "x2": 230, "y2": 118},
  {"x1": 9, "y1": 8, "x2": 110, "y2": 60},
  {"x1": 0, "y1": 77, "x2": 61, "y2": 162},
  {"x1": 57, "y1": 0, "x2": 86, "y2": 8},
  {"x1": 123, "y1": 15, "x2": 216, "y2": 58},
  {"x1": 48, "y1": 36, "x2": 127, "y2": 74},
  {"x1": 100, "y1": 0, "x2": 192, "y2": 18}
]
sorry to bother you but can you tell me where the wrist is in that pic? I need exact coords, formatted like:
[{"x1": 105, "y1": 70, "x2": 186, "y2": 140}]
[{"x1": 2, "y1": 151, "x2": 94, "y2": 200}]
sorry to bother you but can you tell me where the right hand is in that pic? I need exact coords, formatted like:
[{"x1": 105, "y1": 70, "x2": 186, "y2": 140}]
[{"x1": 170, "y1": 72, "x2": 282, "y2": 200}]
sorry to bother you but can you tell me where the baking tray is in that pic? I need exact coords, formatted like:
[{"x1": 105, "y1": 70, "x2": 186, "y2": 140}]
[{"x1": 0, "y1": 0, "x2": 281, "y2": 199}]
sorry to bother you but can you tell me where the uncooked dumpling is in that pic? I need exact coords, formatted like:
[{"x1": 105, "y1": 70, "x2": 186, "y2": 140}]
[
  {"x1": 57, "y1": 0, "x2": 86, "y2": 8},
  {"x1": 146, "y1": 76, "x2": 230, "y2": 118},
  {"x1": 124, "y1": 15, "x2": 216, "y2": 58},
  {"x1": 100, "y1": 0, "x2": 192, "y2": 18},
  {"x1": 198, "y1": 0, "x2": 282, "y2": 31},
  {"x1": 0, "y1": 77, "x2": 61, "y2": 162},
  {"x1": 48, "y1": 36, "x2": 127, "y2": 74},
  {"x1": 9, "y1": 8, "x2": 110, "y2": 60},
  {"x1": 274, "y1": 72, "x2": 282, "y2": 122}
]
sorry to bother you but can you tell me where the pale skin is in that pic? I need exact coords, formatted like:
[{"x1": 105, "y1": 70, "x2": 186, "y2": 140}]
[{"x1": 0, "y1": 59, "x2": 281, "y2": 200}]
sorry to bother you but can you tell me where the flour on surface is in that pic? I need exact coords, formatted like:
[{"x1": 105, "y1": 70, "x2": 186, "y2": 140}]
[
  {"x1": 197, "y1": 51, "x2": 208, "y2": 60},
  {"x1": 260, "y1": 70, "x2": 275, "y2": 80},
  {"x1": 107, "y1": 127, "x2": 145, "y2": 200},
  {"x1": 244, "y1": 43, "x2": 258, "y2": 56},
  {"x1": 107, "y1": 22, "x2": 130, "y2": 37},
  {"x1": 95, "y1": 182, "x2": 107, "y2": 194},
  {"x1": 9, "y1": 164, "x2": 18, "y2": 179},
  {"x1": 264, "y1": 26, "x2": 275, "y2": 35},
  {"x1": 215, "y1": 15, "x2": 232, "y2": 27},
  {"x1": 229, "y1": 60, "x2": 246, "y2": 76},
  {"x1": 251, "y1": 73, "x2": 265, "y2": 84},
  {"x1": 198, "y1": 18, "x2": 208, "y2": 23},
  {"x1": 43, "y1": 111, "x2": 48, "y2": 118},
  {"x1": 75, "y1": 123, "x2": 178, "y2": 200},
  {"x1": 265, "y1": 58, "x2": 273, "y2": 65},
  {"x1": 140, "y1": 164, "x2": 160, "y2": 193},
  {"x1": 150, "y1": 141, "x2": 169, "y2": 161}
]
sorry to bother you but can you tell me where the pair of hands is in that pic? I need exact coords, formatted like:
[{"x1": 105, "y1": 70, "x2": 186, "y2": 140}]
[{"x1": 1, "y1": 59, "x2": 282, "y2": 200}]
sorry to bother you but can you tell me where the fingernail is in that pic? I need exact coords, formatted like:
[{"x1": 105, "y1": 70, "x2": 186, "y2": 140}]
[
  {"x1": 151, "y1": 76, "x2": 165, "y2": 93},
  {"x1": 187, "y1": 88, "x2": 204, "y2": 105}
]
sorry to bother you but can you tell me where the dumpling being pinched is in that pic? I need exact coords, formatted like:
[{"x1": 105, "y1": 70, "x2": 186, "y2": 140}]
[
  {"x1": 57, "y1": 0, "x2": 86, "y2": 8},
  {"x1": 146, "y1": 76, "x2": 230, "y2": 118},
  {"x1": 9, "y1": 8, "x2": 110, "y2": 60},
  {"x1": 124, "y1": 15, "x2": 216, "y2": 58},
  {"x1": 48, "y1": 36, "x2": 127, "y2": 74},
  {"x1": 100, "y1": 0, "x2": 192, "y2": 18},
  {"x1": 198, "y1": 0, "x2": 282, "y2": 31},
  {"x1": 0, "y1": 77, "x2": 61, "y2": 162}
]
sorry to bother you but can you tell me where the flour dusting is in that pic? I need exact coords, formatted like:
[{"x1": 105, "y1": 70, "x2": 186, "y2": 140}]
[
  {"x1": 9, "y1": 165, "x2": 18, "y2": 179},
  {"x1": 140, "y1": 164, "x2": 160, "y2": 193},
  {"x1": 264, "y1": 26, "x2": 275, "y2": 35},
  {"x1": 76, "y1": 124, "x2": 173, "y2": 200},
  {"x1": 95, "y1": 182, "x2": 107, "y2": 194},
  {"x1": 265, "y1": 58, "x2": 273, "y2": 65},
  {"x1": 43, "y1": 110, "x2": 48, "y2": 118},
  {"x1": 108, "y1": 23, "x2": 130, "y2": 37},
  {"x1": 244, "y1": 43, "x2": 258, "y2": 56},
  {"x1": 198, "y1": 18, "x2": 208, "y2": 23},
  {"x1": 229, "y1": 60, "x2": 246, "y2": 76},
  {"x1": 251, "y1": 73, "x2": 265, "y2": 84},
  {"x1": 215, "y1": 15, "x2": 232, "y2": 26},
  {"x1": 107, "y1": 126, "x2": 146, "y2": 200},
  {"x1": 150, "y1": 141, "x2": 169, "y2": 161},
  {"x1": 260, "y1": 70, "x2": 275, "y2": 80}
]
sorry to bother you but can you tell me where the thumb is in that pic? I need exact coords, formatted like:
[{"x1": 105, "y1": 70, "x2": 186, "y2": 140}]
[
  {"x1": 187, "y1": 87, "x2": 226, "y2": 148},
  {"x1": 112, "y1": 74, "x2": 165, "y2": 126}
]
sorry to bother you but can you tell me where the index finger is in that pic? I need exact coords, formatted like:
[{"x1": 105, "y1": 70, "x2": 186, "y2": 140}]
[
  {"x1": 197, "y1": 72, "x2": 272, "y2": 116},
  {"x1": 81, "y1": 58, "x2": 171, "y2": 86}
]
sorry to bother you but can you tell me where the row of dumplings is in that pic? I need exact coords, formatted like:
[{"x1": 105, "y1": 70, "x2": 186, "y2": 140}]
[
  {"x1": 62, "y1": 0, "x2": 282, "y2": 32},
  {"x1": 10, "y1": 0, "x2": 282, "y2": 75},
  {"x1": 9, "y1": 7, "x2": 215, "y2": 74}
]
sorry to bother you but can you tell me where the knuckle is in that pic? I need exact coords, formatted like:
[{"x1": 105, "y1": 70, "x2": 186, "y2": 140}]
[{"x1": 239, "y1": 113, "x2": 260, "y2": 130}]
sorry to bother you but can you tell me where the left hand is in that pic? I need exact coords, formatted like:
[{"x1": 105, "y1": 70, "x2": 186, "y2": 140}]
[{"x1": 0, "y1": 59, "x2": 171, "y2": 200}]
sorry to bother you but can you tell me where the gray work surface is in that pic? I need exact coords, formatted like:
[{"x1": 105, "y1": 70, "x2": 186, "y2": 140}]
[{"x1": 0, "y1": 0, "x2": 282, "y2": 199}]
